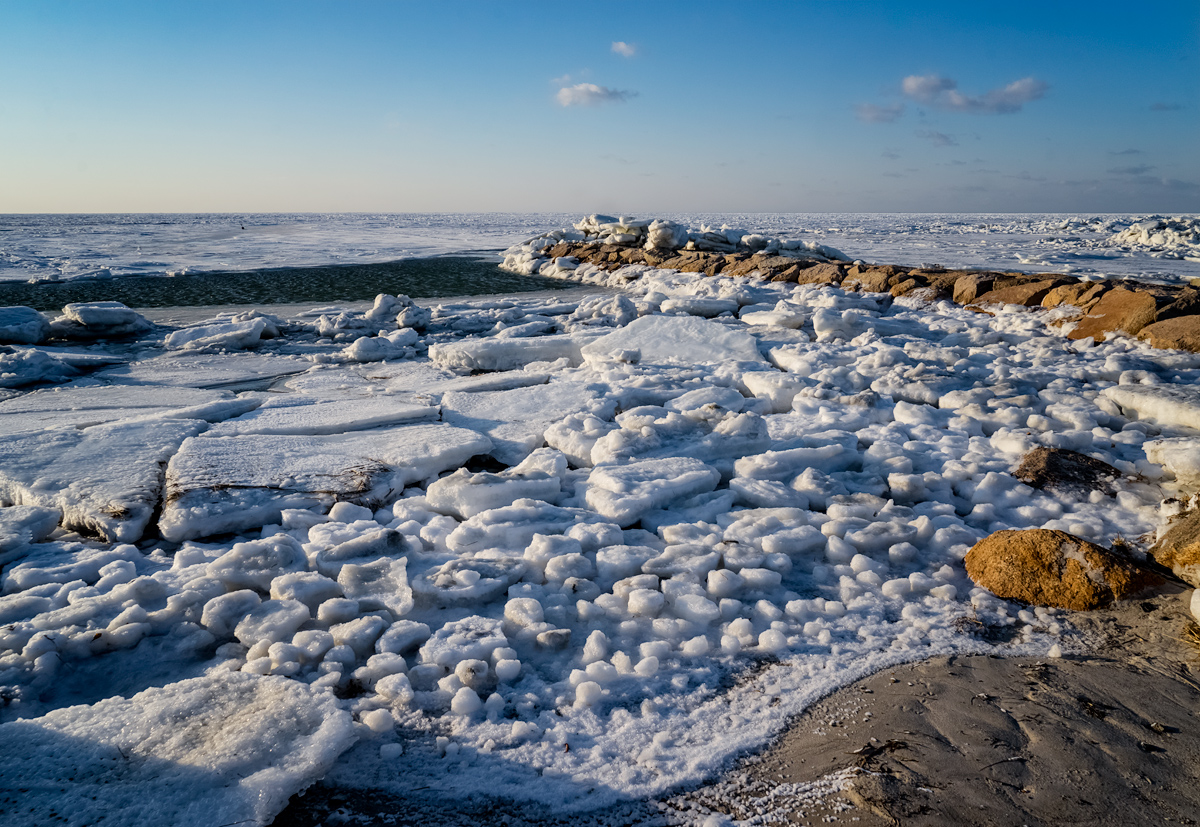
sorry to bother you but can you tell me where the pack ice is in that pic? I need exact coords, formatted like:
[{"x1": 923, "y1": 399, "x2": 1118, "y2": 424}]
[{"x1": 1, "y1": 217, "x2": 1198, "y2": 820}]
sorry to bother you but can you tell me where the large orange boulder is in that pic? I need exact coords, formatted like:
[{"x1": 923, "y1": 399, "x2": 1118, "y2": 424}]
[
  {"x1": 1137, "y1": 316, "x2": 1200, "y2": 352},
  {"x1": 1149, "y1": 508, "x2": 1200, "y2": 587},
  {"x1": 965, "y1": 529, "x2": 1161, "y2": 610}
]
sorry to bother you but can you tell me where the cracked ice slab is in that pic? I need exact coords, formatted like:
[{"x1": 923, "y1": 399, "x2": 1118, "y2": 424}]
[
  {"x1": 159, "y1": 423, "x2": 492, "y2": 541},
  {"x1": 580, "y1": 315, "x2": 767, "y2": 366},
  {"x1": 1102, "y1": 383, "x2": 1200, "y2": 432},
  {"x1": 0, "y1": 419, "x2": 206, "y2": 542},
  {"x1": 0, "y1": 671, "x2": 356, "y2": 827},
  {"x1": 440, "y1": 381, "x2": 616, "y2": 466},
  {"x1": 0, "y1": 384, "x2": 260, "y2": 435},
  {"x1": 582, "y1": 457, "x2": 722, "y2": 527}
]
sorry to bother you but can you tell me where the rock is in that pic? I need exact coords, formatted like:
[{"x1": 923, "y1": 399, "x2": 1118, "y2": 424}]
[
  {"x1": 1138, "y1": 315, "x2": 1200, "y2": 352},
  {"x1": 1149, "y1": 509, "x2": 1200, "y2": 587},
  {"x1": 1068, "y1": 286, "x2": 1176, "y2": 342},
  {"x1": 1041, "y1": 282, "x2": 1109, "y2": 312},
  {"x1": 844, "y1": 265, "x2": 908, "y2": 293},
  {"x1": 1012, "y1": 447, "x2": 1119, "y2": 497},
  {"x1": 793, "y1": 263, "x2": 845, "y2": 286},
  {"x1": 890, "y1": 278, "x2": 921, "y2": 297},
  {"x1": 975, "y1": 278, "x2": 1069, "y2": 307},
  {"x1": 951, "y1": 273, "x2": 1002, "y2": 304},
  {"x1": 965, "y1": 529, "x2": 1161, "y2": 610}
]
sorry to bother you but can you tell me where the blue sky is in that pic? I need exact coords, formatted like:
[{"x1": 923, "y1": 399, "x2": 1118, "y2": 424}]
[{"x1": 1, "y1": 1, "x2": 1197, "y2": 213}]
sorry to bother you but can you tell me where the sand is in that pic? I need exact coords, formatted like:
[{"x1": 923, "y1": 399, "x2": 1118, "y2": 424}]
[{"x1": 271, "y1": 584, "x2": 1200, "y2": 826}]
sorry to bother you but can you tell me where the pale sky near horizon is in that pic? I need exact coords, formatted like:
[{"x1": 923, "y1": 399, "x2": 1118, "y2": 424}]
[{"x1": 2, "y1": 1, "x2": 1197, "y2": 214}]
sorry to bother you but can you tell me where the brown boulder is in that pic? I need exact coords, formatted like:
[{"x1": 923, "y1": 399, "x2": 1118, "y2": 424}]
[
  {"x1": 1067, "y1": 287, "x2": 1162, "y2": 341},
  {"x1": 974, "y1": 278, "x2": 1070, "y2": 308},
  {"x1": 793, "y1": 263, "x2": 845, "y2": 286},
  {"x1": 1149, "y1": 508, "x2": 1200, "y2": 587},
  {"x1": 1137, "y1": 315, "x2": 1200, "y2": 352},
  {"x1": 1013, "y1": 447, "x2": 1118, "y2": 497},
  {"x1": 964, "y1": 529, "x2": 1161, "y2": 610},
  {"x1": 1041, "y1": 282, "x2": 1109, "y2": 312},
  {"x1": 951, "y1": 273, "x2": 1002, "y2": 304},
  {"x1": 844, "y1": 265, "x2": 909, "y2": 293},
  {"x1": 890, "y1": 278, "x2": 921, "y2": 297}
]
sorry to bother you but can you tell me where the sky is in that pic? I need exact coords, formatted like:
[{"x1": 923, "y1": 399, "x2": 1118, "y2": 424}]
[{"x1": 1, "y1": 1, "x2": 1197, "y2": 214}]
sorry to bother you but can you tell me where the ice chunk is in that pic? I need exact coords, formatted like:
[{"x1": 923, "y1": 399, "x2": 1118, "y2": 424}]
[
  {"x1": 0, "y1": 306, "x2": 50, "y2": 344},
  {"x1": 0, "y1": 505, "x2": 61, "y2": 566},
  {"x1": 0, "y1": 419, "x2": 205, "y2": 542},
  {"x1": 426, "y1": 467, "x2": 562, "y2": 519},
  {"x1": 50, "y1": 301, "x2": 152, "y2": 339},
  {"x1": 342, "y1": 328, "x2": 420, "y2": 362},
  {"x1": 445, "y1": 499, "x2": 612, "y2": 553},
  {"x1": 337, "y1": 557, "x2": 413, "y2": 617},
  {"x1": 418, "y1": 615, "x2": 508, "y2": 667},
  {"x1": 582, "y1": 458, "x2": 721, "y2": 526},
  {"x1": 581, "y1": 315, "x2": 767, "y2": 366},
  {"x1": 1103, "y1": 384, "x2": 1200, "y2": 431},
  {"x1": 206, "y1": 394, "x2": 437, "y2": 436},
  {"x1": 159, "y1": 424, "x2": 492, "y2": 541},
  {"x1": 441, "y1": 381, "x2": 614, "y2": 465},
  {"x1": 430, "y1": 335, "x2": 585, "y2": 372},
  {"x1": 411, "y1": 557, "x2": 527, "y2": 607},
  {"x1": 165, "y1": 318, "x2": 273, "y2": 351},
  {"x1": 0, "y1": 672, "x2": 354, "y2": 827}
]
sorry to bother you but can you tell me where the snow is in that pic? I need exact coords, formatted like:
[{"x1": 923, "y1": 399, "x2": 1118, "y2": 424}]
[
  {"x1": 0, "y1": 307, "x2": 50, "y2": 344},
  {"x1": 0, "y1": 672, "x2": 355, "y2": 827},
  {"x1": 3, "y1": 212, "x2": 1200, "y2": 822}
]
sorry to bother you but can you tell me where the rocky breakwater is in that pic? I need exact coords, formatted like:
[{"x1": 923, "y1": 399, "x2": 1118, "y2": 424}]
[{"x1": 504, "y1": 214, "x2": 1200, "y2": 354}]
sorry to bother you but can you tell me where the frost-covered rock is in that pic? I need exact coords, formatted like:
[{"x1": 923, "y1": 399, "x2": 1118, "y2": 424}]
[
  {"x1": 159, "y1": 424, "x2": 492, "y2": 541},
  {"x1": 0, "y1": 307, "x2": 50, "y2": 344},
  {"x1": 0, "y1": 672, "x2": 355, "y2": 827}
]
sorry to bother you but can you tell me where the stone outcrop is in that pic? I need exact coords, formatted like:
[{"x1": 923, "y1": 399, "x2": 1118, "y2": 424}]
[
  {"x1": 964, "y1": 529, "x2": 1161, "y2": 610},
  {"x1": 1149, "y1": 508, "x2": 1200, "y2": 588},
  {"x1": 536, "y1": 239, "x2": 1200, "y2": 355}
]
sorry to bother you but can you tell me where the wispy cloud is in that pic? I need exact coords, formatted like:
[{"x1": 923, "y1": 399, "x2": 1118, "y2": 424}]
[
  {"x1": 901, "y1": 74, "x2": 1048, "y2": 114},
  {"x1": 556, "y1": 83, "x2": 636, "y2": 107},
  {"x1": 881, "y1": 151, "x2": 900, "y2": 160},
  {"x1": 611, "y1": 41, "x2": 637, "y2": 58},
  {"x1": 917, "y1": 129, "x2": 957, "y2": 147},
  {"x1": 1109, "y1": 148, "x2": 1142, "y2": 156},
  {"x1": 1150, "y1": 102, "x2": 1183, "y2": 111},
  {"x1": 856, "y1": 103, "x2": 904, "y2": 123},
  {"x1": 1109, "y1": 164, "x2": 1156, "y2": 176}
]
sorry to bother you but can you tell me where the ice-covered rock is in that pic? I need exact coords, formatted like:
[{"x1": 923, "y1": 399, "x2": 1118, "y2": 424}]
[
  {"x1": 0, "y1": 672, "x2": 355, "y2": 827},
  {"x1": 159, "y1": 424, "x2": 492, "y2": 541},
  {"x1": 581, "y1": 315, "x2": 766, "y2": 366},
  {"x1": 0, "y1": 307, "x2": 50, "y2": 344},
  {"x1": 0, "y1": 419, "x2": 205, "y2": 542}
]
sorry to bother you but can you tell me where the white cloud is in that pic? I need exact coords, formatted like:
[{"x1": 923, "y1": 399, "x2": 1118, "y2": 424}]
[
  {"x1": 556, "y1": 83, "x2": 634, "y2": 107},
  {"x1": 611, "y1": 41, "x2": 636, "y2": 58},
  {"x1": 856, "y1": 103, "x2": 905, "y2": 123},
  {"x1": 902, "y1": 74, "x2": 1048, "y2": 114},
  {"x1": 917, "y1": 129, "x2": 957, "y2": 147}
]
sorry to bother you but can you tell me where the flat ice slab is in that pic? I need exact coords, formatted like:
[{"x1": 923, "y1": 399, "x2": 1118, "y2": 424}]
[
  {"x1": 160, "y1": 423, "x2": 492, "y2": 540},
  {"x1": 1103, "y1": 384, "x2": 1200, "y2": 432},
  {"x1": 441, "y1": 381, "x2": 615, "y2": 465},
  {"x1": 430, "y1": 334, "x2": 586, "y2": 372},
  {"x1": 0, "y1": 384, "x2": 259, "y2": 435},
  {"x1": 581, "y1": 315, "x2": 767, "y2": 366},
  {"x1": 206, "y1": 394, "x2": 438, "y2": 436},
  {"x1": 0, "y1": 419, "x2": 205, "y2": 542},
  {"x1": 0, "y1": 671, "x2": 355, "y2": 827},
  {"x1": 95, "y1": 352, "x2": 312, "y2": 388}
]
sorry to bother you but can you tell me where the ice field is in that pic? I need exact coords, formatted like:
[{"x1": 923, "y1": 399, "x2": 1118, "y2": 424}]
[{"x1": 2, "y1": 214, "x2": 1200, "y2": 825}]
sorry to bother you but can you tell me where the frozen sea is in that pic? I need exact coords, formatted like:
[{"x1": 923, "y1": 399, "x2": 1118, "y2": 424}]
[
  {"x1": 2, "y1": 212, "x2": 1200, "y2": 826},
  {"x1": 2, "y1": 212, "x2": 1199, "y2": 301}
]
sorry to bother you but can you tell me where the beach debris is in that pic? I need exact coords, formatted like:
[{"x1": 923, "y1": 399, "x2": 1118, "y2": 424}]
[{"x1": 965, "y1": 529, "x2": 1162, "y2": 610}]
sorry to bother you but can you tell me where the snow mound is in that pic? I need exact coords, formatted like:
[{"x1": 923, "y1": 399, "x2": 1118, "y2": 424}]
[
  {"x1": 1106, "y1": 217, "x2": 1200, "y2": 260},
  {"x1": 581, "y1": 315, "x2": 767, "y2": 366},
  {"x1": 0, "y1": 671, "x2": 355, "y2": 827}
]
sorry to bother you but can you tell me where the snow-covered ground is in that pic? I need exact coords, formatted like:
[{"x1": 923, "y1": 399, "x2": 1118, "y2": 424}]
[
  {"x1": 3, "y1": 212, "x2": 1198, "y2": 285},
  {"x1": 3, "y1": 218, "x2": 1200, "y2": 825}
]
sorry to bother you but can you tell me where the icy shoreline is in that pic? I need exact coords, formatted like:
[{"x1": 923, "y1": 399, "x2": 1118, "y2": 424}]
[{"x1": 2, "y1": 216, "x2": 1200, "y2": 825}]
